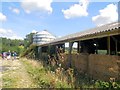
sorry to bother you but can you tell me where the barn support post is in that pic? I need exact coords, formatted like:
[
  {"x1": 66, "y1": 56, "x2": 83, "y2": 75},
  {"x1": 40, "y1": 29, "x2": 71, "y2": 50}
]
[
  {"x1": 107, "y1": 36, "x2": 111, "y2": 55},
  {"x1": 69, "y1": 42, "x2": 74, "y2": 54},
  {"x1": 48, "y1": 45, "x2": 51, "y2": 55},
  {"x1": 77, "y1": 41, "x2": 80, "y2": 53},
  {"x1": 62, "y1": 43, "x2": 65, "y2": 53},
  {"x1": 68, "y1": 42, "x2": 74, "y2": 68},
  {"x1": 35, "y1": 46, "x2": 39, "y2": 59},
  {"x1": 38, "y1": 46, "x2": 42, "y2": 59},
  {"x1": 115, "y1": 40, "x2": 118, "y2": 55}
]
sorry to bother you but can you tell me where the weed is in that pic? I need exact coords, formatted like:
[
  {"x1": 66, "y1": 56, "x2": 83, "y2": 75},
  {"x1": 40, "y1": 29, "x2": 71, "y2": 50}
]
[
  {"x1": 2, "y1": 75, "x2": 18, "y2": 88},
  {"x1": 21, "y1": 58, "x2": 120, "y2": 89},
  {"x1": 21, "y1": 58, "x2": 70, "y2": 88}
]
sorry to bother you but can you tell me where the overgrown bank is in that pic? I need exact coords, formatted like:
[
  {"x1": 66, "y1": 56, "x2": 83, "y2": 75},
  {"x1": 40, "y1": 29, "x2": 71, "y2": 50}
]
[
  {"x1": 1, "y1": 57, "x2": 120, "y2": 89},
  {"x1": 21, "y1": 58, "x2": 71, "y2": 88},
  {"x1": 21, "y1": 58, "x2": 120, "y2": 89},
  {"x1": 20, "y1": 44, "x2": 120, "y2": 89}
]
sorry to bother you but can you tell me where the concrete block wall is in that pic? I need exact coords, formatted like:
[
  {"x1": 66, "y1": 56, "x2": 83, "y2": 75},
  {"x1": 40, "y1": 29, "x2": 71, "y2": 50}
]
[
  {"x1": 71, "y1": 54, "x2": 88, "y2": 74},
  {"x1": 61, "y1": 54, "x2": 120, "y2": 81},
  {"x1": 88, "y1": 54, "x2": 120, "y2": 81}
]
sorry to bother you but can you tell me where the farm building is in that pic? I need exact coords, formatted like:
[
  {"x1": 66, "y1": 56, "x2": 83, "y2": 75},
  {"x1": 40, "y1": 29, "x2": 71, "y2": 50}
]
[{"x1": 35, "y1": 22, "x2": 120, "y2": 81}]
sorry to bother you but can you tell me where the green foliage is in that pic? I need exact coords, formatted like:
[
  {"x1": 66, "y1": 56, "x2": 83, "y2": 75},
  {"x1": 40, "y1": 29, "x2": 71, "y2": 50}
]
[
  {"x1": 3, "y1": 74, "x2": 17, "y2": 88},
  {"x1": 94, "y1": 80, "x2": 120, "y2": 89},
  {"x1": 21, "y1": 59, "x2": 71, "y2": 88},
  {"x1": 95, "y1": 80, "x2": 109, "y2": 88},
  {"x1": 1, "y1": 37, "x2": 24, "y2": 55},
  {"x1": 21, "y1": 32, "x2": 37, "y2": 58},
  {"x1": 20, "y1": 44, "x2": 37, "y2": 58},
  {"x1": 24, "y1": 33, "x2": 35, "y2": 48}
]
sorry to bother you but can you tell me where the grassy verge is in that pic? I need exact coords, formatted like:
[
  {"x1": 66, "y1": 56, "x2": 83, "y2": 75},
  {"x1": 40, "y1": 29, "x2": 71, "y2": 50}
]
[
  {"x1": 2, "y1": 74, "x2": 18, "y2": 88},
  {"x1": 21, "y1": 58, "x2": 71, "y2": 88},
  {"x1": 2, "y1": 59, "x2": 36, "y2": 88}
]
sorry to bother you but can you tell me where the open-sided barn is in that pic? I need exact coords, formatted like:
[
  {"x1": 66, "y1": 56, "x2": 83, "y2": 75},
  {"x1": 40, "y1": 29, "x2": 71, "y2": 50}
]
[{"x1": 34, "y1": 22, "x2": 120, "y2": 81}]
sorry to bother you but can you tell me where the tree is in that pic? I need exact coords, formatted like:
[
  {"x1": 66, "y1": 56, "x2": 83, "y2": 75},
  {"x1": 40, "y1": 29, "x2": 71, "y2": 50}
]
[
  {"x1": 0, "y1": 37, "x2": 24, "y2": 55},
  {"x1": 24, "y1": 33, "x2": 35, "y2": 48}
]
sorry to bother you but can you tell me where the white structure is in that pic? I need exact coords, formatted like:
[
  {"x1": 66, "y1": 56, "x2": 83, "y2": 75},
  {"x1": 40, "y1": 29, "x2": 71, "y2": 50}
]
[{"x1": 33, "y1": 30, "x2": 56, "y2": 45}]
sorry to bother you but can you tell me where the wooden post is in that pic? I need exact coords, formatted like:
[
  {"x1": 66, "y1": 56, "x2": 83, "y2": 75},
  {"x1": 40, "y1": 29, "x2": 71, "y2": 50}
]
[
  {"x1": 38, "y1": 47, "x2": 42, "y2": 59},
  {"x1": 68, "y1": 42, "x2": 73, "y2": 68},
  {"x1": 69, "y1": 42, "x2": 73, "y2": 54},
  {"x1": 107, "y1": 36, "x2": 111, "y2": 55},
  {"x1": 115, "y1": 40, "x2": 118, "y2": 55},
  {"x1": 62, "y1": 43, "x2": 65, "y2": 53},
  {"x1": 77, "y1": 41, "x2": 80, "y2": 53}
]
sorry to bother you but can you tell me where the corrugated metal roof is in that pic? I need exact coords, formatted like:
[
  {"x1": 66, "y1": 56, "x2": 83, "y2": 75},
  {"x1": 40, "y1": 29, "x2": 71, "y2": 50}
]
[{"x1": 39, "y1": 22, "x2": 120, "y2": 46}]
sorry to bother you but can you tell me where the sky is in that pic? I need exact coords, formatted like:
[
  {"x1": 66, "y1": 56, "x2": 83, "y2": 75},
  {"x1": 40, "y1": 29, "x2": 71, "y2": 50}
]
[{"x1": 0, "y1": 0, "x2": 119, "y2": 40}]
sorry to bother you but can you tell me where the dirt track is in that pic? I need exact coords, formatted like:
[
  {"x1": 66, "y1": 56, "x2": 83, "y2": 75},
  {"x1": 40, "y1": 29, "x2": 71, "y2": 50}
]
[{"x1": 0, "y1": 58, "x2": 36, "y2": 88}]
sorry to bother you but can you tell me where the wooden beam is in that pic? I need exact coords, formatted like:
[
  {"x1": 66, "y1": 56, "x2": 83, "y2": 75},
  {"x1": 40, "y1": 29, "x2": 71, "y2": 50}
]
[
  {"x1": 68, "y1": 42, "x2": 74, "y2": 68},
  {"x1": 107, "y1": 36, "x2": 111, "y2": 55},
  {"x1": 69, "y1": 42, "x2": 73, "y2": 54},
  {"x1": 38, "y1": 47, "x2": 42, "y2": 59},
  {"x1": 77, "y1": 41, "x2": 80, "y2": 53},
  {"x1": 38, "y1": 29, "x2": 120, "y2": 47},
  {"x1": 62, "y1": 43, "x2": 65, "y2": 53},
  {"x1": 115, "y1": 40, "x2": 118, "y2": 55}
]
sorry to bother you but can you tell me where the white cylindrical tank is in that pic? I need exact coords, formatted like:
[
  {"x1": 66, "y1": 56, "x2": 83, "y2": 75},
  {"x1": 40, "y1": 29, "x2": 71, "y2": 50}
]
[{"x1": 33, "y1": 30, "x2": 56, "y2": 45}]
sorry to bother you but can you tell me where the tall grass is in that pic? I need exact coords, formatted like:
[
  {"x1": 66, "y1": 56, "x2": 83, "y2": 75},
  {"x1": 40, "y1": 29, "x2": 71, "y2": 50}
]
[
  {"x1": 21, "y1": 58, "x2": 120, "y2": 89},
  {"x1": 21, "y1": 58, "x2": 71, "y2": 88}
]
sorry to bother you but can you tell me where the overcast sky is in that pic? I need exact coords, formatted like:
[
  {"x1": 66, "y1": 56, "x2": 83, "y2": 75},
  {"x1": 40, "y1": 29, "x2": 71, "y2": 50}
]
[{"x1": 0, "y1": 0, "x2": 119, "y2": 40}]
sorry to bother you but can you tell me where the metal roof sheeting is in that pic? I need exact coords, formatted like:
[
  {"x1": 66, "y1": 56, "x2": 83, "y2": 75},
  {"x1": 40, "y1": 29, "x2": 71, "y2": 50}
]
[{"x1": 38, "y1": 22, "x2": 120, "y2": 46}]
